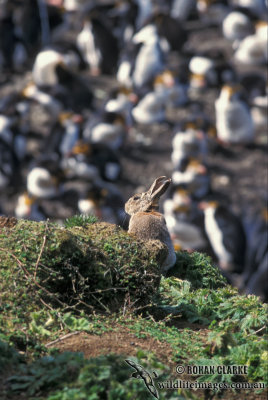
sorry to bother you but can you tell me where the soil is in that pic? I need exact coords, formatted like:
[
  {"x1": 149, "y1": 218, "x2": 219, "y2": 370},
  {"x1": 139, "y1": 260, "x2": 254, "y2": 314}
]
[
  {"x1": 49, "y1": 327, "x2": 266, "y2": 400},
  {"x1": 49, "y1": 329, "x2": 174, "y2": 368},
  {"x1": 46, "y1": 319, "x2": 209, "y2": 372}
]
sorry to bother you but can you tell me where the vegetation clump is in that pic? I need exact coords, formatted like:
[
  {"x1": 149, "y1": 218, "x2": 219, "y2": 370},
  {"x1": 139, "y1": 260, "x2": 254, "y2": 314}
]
[
  {"x1": 64, "y1": 214, "x2": 98, "y2": 228},
  {"x1": 0, "y1": 216, "x2": 267, "y2": 400},
  {"x1": 0, "y1": 217, "x2": 165, "y2": 317},
  {"x1": 167, "y1": 251, "x2": 227, "y2": 289},
  {"x1": 6, "y1": 352, "x2": 174, "y2": 400}
]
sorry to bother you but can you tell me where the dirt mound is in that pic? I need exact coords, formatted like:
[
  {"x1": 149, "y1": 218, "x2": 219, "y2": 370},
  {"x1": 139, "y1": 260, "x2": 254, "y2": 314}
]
[
  {"x1": 0, "y1": 218, "x2": 166, "y2": 313},
  {"x1": 48, "y1": 329, "x2": 174, "y2": 368}
]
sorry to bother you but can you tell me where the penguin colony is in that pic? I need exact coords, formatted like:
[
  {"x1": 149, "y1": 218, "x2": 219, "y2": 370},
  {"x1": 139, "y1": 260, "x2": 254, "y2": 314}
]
[{"x1": 0, "y1": 0, "x2": 267, "y2": 301}]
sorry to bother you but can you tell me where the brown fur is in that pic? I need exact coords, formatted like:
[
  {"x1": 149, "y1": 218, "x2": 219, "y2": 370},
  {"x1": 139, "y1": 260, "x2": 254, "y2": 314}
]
[
  {"x1": 124, "y1": 177, "x2": 177, "y2": 272},
  {"x1": 128, "y1": 212, "x2": 169, "y2": 241}
]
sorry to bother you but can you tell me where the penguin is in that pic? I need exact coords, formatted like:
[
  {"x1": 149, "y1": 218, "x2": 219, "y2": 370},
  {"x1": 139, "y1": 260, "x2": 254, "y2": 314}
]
[
  {"x1": 135, "y1": 0, "x2": 154, "y2": 30},
  {"x1": 240, "y1": 72, "x2": 266, "y2": 100},
  {"x1": 241, "y1": 206, "x2": 268, "y2": 296},
  {"x1": 0, "y1": 7, "x2": 18, "y2": 72},
  {"x1": 153, "y1": 69, "x2": 188, "y2": 108},
  {"x1": 0, "y1": 114, "x2": 26, "y2": 162},
  {"x1": 32, "y1": 48, "x2": 71, "y2": 86},
  {"x1": 31, "y1": 46, "x2": 94, "y2": 112},
  {"x1": 131, "y1": 23, "x2": 165, "y2": 90},
  {"x1": 149, "y1": 10, "x2": 188, "y2": 53},
  {"x1": 0, "y1": 137, "x2": 19, "y2": 190},
  {"x1": 0, "y1": 91, "x2": 26, "y2": 116},
  {"x1": 189, "y1": 49, "x2": 237, "y2": 90},
  {"x1": 107, "y1": 0, "x2": 153, "y2": 36},
  {"x1": 83, "y1": 112, "x2": 127, "y2": 150},
  {"x1": 131, "y1": 90, "x2": 167, "y2": 125},
  {"x1": 164, "y1": 187, "x2": 196, "y2": 224},
  {"x1": 245, "y1": 252, "x2": 268, "y2": 301},
  {"x1": 199, "y1": 200, "x2": 246, "y2": 273},
  {"x1": 250, "y1": 94, "x2": 268, "y2": 129},
  {"x1": 104, "y1": 86, "x2": 138, "y2": 127},
  {"x1": 62, "y1": 153, "x2": 99, "y2": 182},
  {"x1": 189, "y1": 55, "x2": 215, "y2": 90},
  {"x1": 21, "y1": 82, "x2": 63, "y2": 120},
  {"x1": 76, "y1": 8, "x2": 119, "y2": 75},
  {"x1": 197, "y1": 0, "x2": 230, "y2": 25},
  {"x1": 172, "y1": 158, "x2": 211, "y2": 199},
  {"x1": 104, "y1": 0, "x2": 138, "y2": 45},
  {"x1": 215, "y1": 84, "x2": 255, "y2": 144},
  {"x1": 116, "y1": 42, "x2": 140, "y2": 88},
  {"x1": 163, "y1": 198, "x2": 208, "y2": 251},
  {"x1": 15, "y1": 0, "x2": 42, "y2": 54},
  {"x1": 47, "y1": 40, "x2": 87, "y2": 71},
  {"x1": 50, "y1": 0, "x2": 82, "y2": 41},
  {"x1": 15, "y1": 192, "x2": 46, "y2": 221},
  {"x1": 65, "y1": 140, "x2": 121, "y2": 182},
  {"x1": 78, "y1": 181, "x2": 125, "y2": 224},
  {"x1": 171, "y1": 187, "x2": 192, "y2": 210},
  {"x1": 78, "y1": 185, "x2": 116, "y2": 223},
  {"x1": 42, "y1": 111, "x2": 83, "y2": 159},
  {"x1": 239, "y1": 73, "x2": 267, "y2": 128},
  {"x1": 222, "y1": 10, "x2": 255, "y2": 47},
  {"x1": 51, "y1": 63, "x2": 94, "y2": 112},
  {"x1": 131, "y1": 70, "x2": 184, "y2": 125},
  {"x1": 19, "y1": 0, "x2": 64, "y2": 53},
  {"x1": 170, "y1": 0, "x2": 197, "y2": 21},
  {"x1": 232, "y1": 0, "x2": 268, "y2": 19},
  {"x1": 171, "y1": 121, "x2": 208, "y2": 169},
  {"x1": 234, "y1": 21, "x2": 268, "y2": 65},
  {"x1": 32, "y1": 42, "x2": 84, "y2": 85},
  {"x1": 27, "y1": 156, "x2": 65, "y2": 199},
  {"x1": 184, "y1": 101, "x2": 213, "y2": 133}
]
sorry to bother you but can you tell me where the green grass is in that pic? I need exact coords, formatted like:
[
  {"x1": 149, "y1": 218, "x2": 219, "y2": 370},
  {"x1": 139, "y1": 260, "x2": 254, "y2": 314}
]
[
  {"x1": 5, "y1": 351, "x2": 186, "y2": 400},
  {"x1": 0, "y1": 219, "x2": 163, "y2": 348},
  {"x1": 167, "y1": 251, "x2": 227, "y2": 289},
  {"x1": 64, "y1": 214, "x2": 98, "y2": 228},
  {"x1": 0, "y1": 217, "x2": 267, "y2": 399},
  {"x1": 155, "y1": 277, "x2": 268, "y2": 384}
]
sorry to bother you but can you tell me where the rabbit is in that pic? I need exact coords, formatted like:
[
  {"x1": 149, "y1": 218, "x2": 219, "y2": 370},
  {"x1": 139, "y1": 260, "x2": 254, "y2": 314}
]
[{"x1": 125, "y1": 176, "x2": 177, "y2": 273}]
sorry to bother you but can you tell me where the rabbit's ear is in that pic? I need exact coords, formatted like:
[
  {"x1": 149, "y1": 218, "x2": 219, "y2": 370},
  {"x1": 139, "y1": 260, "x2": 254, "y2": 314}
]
[{"x1": 148, "y1": 176, "x2": 171, "y2": 199}]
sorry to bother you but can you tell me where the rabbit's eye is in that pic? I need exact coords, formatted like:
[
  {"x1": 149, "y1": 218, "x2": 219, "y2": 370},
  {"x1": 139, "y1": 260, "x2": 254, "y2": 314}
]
[{"x1": 133, "y1": 195, "x2": 140, "y2": 200}]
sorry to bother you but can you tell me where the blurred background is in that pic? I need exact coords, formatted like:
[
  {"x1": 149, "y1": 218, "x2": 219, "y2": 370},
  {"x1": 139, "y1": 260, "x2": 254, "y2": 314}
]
[{"x1": 0, "y1": 0, "x2": 267, "y2": 300}]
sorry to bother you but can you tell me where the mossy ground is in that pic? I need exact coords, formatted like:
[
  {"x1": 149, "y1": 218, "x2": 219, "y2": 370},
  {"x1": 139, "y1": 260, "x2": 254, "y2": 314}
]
[
  {"x1": 0, "y1": 216, "x2": 267, "y2": 400},
  {"x1": 0, "y1": 217, "x2": 164, "y2": 316}
]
